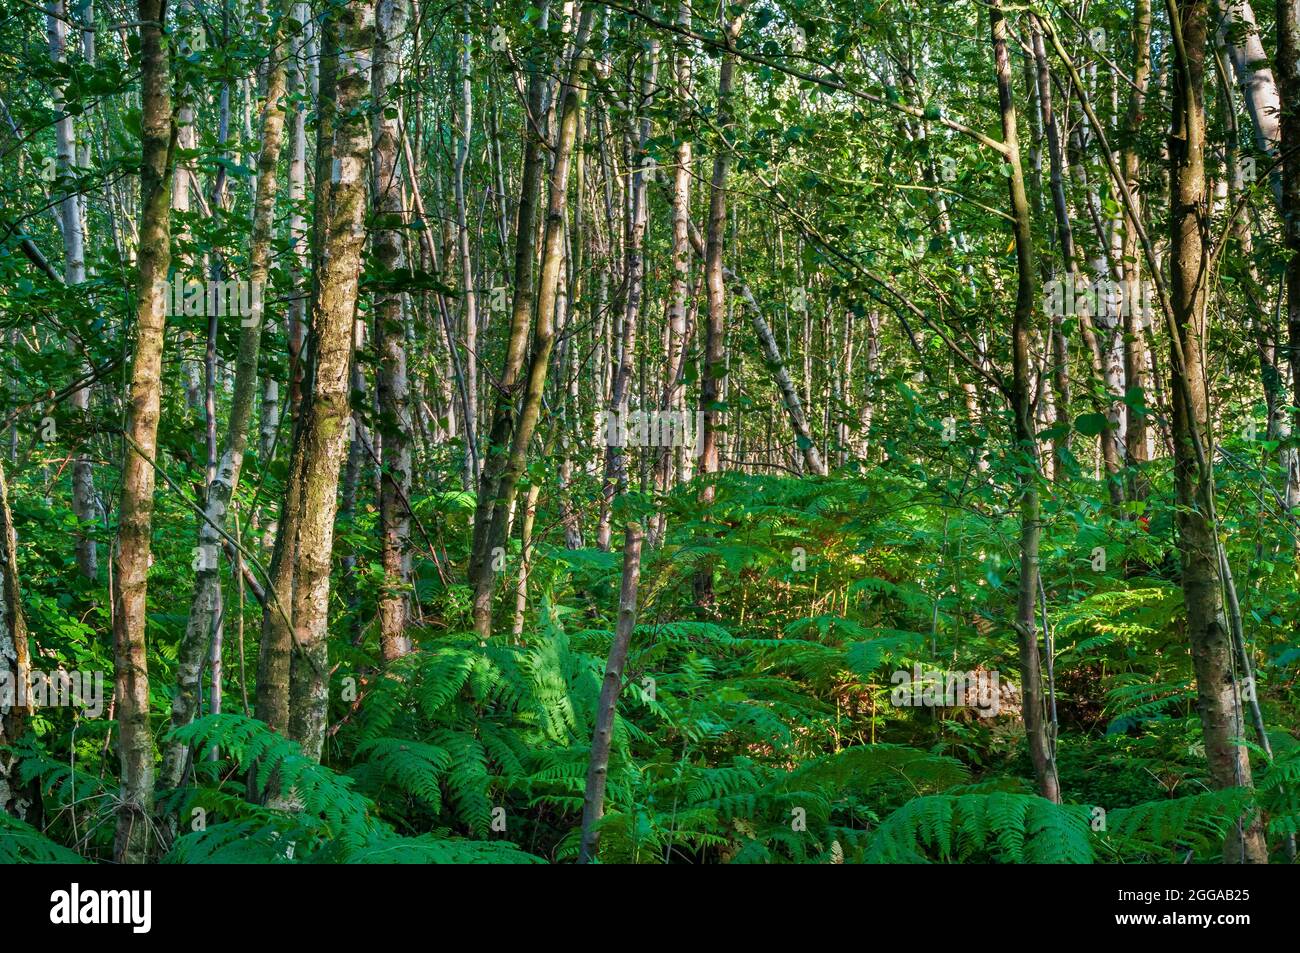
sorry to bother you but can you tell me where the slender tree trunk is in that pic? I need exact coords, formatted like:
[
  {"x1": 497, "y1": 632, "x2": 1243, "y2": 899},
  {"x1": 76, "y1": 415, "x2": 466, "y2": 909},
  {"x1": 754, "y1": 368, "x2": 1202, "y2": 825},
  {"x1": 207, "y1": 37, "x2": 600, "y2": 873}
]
[
  {"x1": 1169, "y1": 0, "x2": 1267, "y2": 863},
  {"x1": 859, "y1": 310, "x2": 880, "y2": 458},
  {"x1": 598, "y1": 38, "x2": 660, "y2": 551},
  {"x1": 650, "y1": 0, "x2": 694, "y2": 548},
  {"x1": 992, "y1": 0, "x2": 1059, "y2": 804},
  {"x1": 679, "y1": 212, "x2": 824, "y2": 475},
  {"x1": 467, "y1": 0, "x2": 554, "y2": 636},
  {"x1": 372, "y1": 0, "x2": 412, "y2": 661},
  {"x1": 560, "y1": 107, "x2": 587, "y2": 551},
  {"x1": 1216, "y1": 0, "x2": 1284, "y2": 208},
  {"x1": 1123, "y1": 0, "x2": 1154, "y2": 491},
  {"x1": 112, "y1": 0, "x2": 174, "y2": 862},
  {"x1": 577, "y1": 521, "x2": 643, "y2": 863},
  {"x1": 47, "y1": 1, "x2": 97, "y2": 580},
  {"x1": 454, "y1": 6, "x2": 479, "y2": 488},
  {"x1": 1217, "y1": 31, "x2": 1299, "y2": 516},
  {"x1": 700, "y1": 11, "x2": 744, "y2": 494},
  {"x1": 511, "y1": 481, "x2": 542, "y2": 640},
  {"x1": 696, "y1": 8, "x2": 746, "y2": 607},
  {"x1": 269, "y1": 3, "x2": 309, "y2": 453},
  {"x1": 162, "y1": 0, "x2": 292, "y2": 791},
  {"x1": 0, "y1": 461, "x2": 33, "y2": 819},
  {"x1": 1033, "y1": 19, "x2": 1122, "y2": 504},
  {"x1": 737, "y1": 282, "x2": 826, "y2": 475},
  {"x1": 469, "y1": 5, "x2": 593, "y2": 639},
  {"x1": 1280, "y1": 0, "x2": 1300, "y2": 497},
  {"x1": 175, "y1": 0, "x2": 204, "y2": 416},
  {"x1": 400, "y1": 118, "x2": 475, "y2": 478}
]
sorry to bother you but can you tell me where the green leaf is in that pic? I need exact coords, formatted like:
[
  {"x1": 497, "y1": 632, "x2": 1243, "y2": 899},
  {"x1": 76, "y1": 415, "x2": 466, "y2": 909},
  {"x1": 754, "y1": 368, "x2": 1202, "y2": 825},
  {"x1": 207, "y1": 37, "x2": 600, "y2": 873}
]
[{"x1": 1074, "y1": 412, "x2": 1109, "y2": 437}]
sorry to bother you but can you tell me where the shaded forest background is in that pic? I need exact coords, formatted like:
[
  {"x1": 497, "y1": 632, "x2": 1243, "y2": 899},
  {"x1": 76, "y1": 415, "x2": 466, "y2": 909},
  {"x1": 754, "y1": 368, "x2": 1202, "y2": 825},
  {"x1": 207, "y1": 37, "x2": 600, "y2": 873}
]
[{"x1": 0, "y1": 0, "x2": 1298, "y2": 864}]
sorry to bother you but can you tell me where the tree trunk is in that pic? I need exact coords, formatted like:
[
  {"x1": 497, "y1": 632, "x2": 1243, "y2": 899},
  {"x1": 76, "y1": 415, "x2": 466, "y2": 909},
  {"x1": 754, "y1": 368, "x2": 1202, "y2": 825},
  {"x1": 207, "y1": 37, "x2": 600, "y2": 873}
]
[
  {"x1": 282, "y1": 0, "x2": 377, "y2": 762},
  {"x1": 467, "y1": 1, "x2": 555, "y2": 637},
  {"x1": 372, "y1": 0, "x2": 412, "y2": 661},
  {"x1": 1032, "y1": 18, "x2": 1122, "y2": 504},
  {"x1": 257, "y1": 9, "x2": 341, "y2": 735},
  {"x1": 650, "y1": 0, "x2": 694, "y2": 548},
  {"x1": 991, "y1": 0, "x2": 1059, "y2": 804},
  {"x1": 0, "y1": 460, "x2": 33, "y2": 819},
  {"x1": 1169, "y1": 0, "x2": 1267, "y2": 863},
  {"x1": 598, "y1": 38, "x2": 660, "y2": 551},
  {"x1": 696, "y1": 8, "x2": 746, "y2": 607},
  {"x1": 1123, "y1": 0, "x2": 1154, "y2": 490},
  {"x1": 577, "y1": 521, "x2": 643, "y2": 863},
  {"x1": 1215, "y1": 0, "x2": 1283, "y2": 208},
  {"x1": 700, "y1": 11, "x2": 744, "y2": 496},
  {"x1": 1279, "y1": 0, "x2": 1300, "y2": 500},
  {"x1": 47, "y1": 1, "x2": 97, "y2": 581},
  {"x1": 175, "y1": 0, "x2": 204, "y2": 416},
  {"x1": 454, "y1": 5, "x2": 479, "y2": 489},
  {"x1": 281, "y1": 0, "x2": 311, "y2": 439},
  {"x1": 680, "y1": 214, "x2": 825, "y2": 476},
  {"x1": 469, "y1": 5, "x2": 593, "y2": 639},
  {"x1": 112, "y1": 0, "x2": 173, "y2": 862},
  {"x1": 162, "y1": 0, "x2": 292, "y2": 792}
]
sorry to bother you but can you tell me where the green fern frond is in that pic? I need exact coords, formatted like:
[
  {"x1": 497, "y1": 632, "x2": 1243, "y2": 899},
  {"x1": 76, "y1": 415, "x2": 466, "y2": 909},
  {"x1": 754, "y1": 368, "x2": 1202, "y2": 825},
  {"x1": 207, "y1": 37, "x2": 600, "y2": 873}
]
[
  {"x1": 0, "y1": 812, "x2": 87, "y2": 863},
  {"x1": 1099, "y1": 788, "x2": 1255, "y2": 860},
  {"x1": 865, "y1": 793, "x2": 1093, "y2": 863}
]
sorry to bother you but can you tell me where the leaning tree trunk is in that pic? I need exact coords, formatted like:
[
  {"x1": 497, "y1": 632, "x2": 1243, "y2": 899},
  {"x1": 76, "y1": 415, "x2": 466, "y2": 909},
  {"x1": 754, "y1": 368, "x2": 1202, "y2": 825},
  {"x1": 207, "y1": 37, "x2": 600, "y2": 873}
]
[
  {"x1": 578, "y1": 521, "x2": 644, "y2": 863},
  {"x1": 161, "y1": 0, "x2": 293, "y2": 792},
  {"x1": 991, "y1": 0, "x2": 1059, "y2": 804},
  {"x1": 111, "y1": 0, "x2": 173, "y2": 863},
  {"x1": 469, "y1": 5, "x2": 594, "y2": 639},
  {"x1": 734, "y1": 280, "x2": 827, "y2": 476},
  {"x1": 681, "y1": 215, "x2": 826, "y2": 476},
  {"x1": 1169, "y1": 0, "x2": 1267, "y2": 863},
  {"x1": 466, "y1": 1, "x2": 554, "y2": 639}
]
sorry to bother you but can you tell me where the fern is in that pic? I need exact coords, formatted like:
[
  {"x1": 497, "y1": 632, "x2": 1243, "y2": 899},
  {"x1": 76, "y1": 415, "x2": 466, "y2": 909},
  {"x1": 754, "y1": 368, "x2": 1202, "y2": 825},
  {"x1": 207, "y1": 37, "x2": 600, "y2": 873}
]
[
  {"x1": 1098, "y1": 788, "x2": 1255, "y2": 861},
  {"x1": 0, "y1": 812, "x2": 86, "y2": 863},
  {"x1": 168, "y1": 713, "x2": 381, "y2": 851},
  {"x1": 340, "y1": 831, "x2": 544, "y2": 864},
  {"x1": 865, "y1": 793, "x2": 1094, "y2": 863},
  {"x1": 353, "y1": 738, "x2": 451, "y2": 811}
]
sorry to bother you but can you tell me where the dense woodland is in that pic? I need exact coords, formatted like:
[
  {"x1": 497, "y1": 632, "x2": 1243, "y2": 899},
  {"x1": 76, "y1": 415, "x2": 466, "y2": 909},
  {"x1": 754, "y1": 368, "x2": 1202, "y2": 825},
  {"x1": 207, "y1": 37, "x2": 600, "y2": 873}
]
[{"x1": 0, "y1": 0, "x2": 1298, "y2": 866}]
